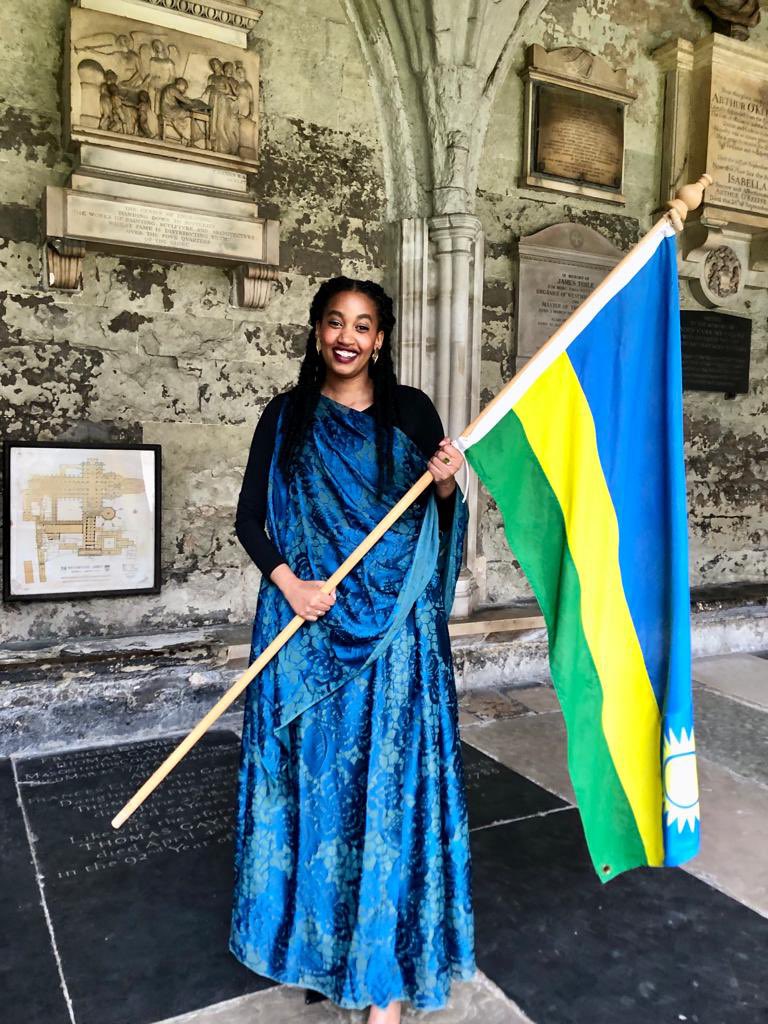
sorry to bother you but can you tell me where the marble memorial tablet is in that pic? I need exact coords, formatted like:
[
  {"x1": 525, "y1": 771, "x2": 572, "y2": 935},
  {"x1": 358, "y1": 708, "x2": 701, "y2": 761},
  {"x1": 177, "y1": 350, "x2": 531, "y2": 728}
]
[
  {"x1": 515, "y1": 223, "x2": 622, "y2": 371},
  {"x1": 706, "y1": 66, "x2": 768, "y2": 218}
]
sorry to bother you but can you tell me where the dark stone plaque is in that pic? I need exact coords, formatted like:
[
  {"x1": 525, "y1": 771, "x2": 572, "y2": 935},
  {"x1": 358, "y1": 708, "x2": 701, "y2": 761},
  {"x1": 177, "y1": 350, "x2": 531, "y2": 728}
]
[
  {"x1": 0, "y1": 760, "x2": 71, "y2": 1024},
  {"x1": 681, "y1": 310, "x2": 751, "y2": 394}
]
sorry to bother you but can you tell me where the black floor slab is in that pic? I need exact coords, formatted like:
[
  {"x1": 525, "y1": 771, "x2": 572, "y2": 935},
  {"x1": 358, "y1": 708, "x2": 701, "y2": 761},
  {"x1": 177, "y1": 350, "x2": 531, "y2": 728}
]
[
  {"x1": 11, "y1": 730, "x2": 567, "y2": 1024},
  {"x1": 0, "y1": 759, "x2": 71, "y2": 1024},
  {"x1": 471, "y1": 808, "x2": 768, "y2": 1024},
  {"x1": 15, "y1": 732, "x2": 272, "y2": 1024},
  {"x1": 461, "y1": 740, "x2": 567, "y2": 828}
]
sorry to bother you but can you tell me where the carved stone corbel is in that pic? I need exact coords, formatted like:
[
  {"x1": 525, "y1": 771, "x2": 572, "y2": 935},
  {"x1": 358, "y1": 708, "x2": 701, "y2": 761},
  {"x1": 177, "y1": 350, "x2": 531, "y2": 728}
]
[
  {"x1": 45, "y1": 239, "x2": 86, "y2": 291},
  {"x1": 233, "y1": 264, "x2": 280, "y2": 309}
]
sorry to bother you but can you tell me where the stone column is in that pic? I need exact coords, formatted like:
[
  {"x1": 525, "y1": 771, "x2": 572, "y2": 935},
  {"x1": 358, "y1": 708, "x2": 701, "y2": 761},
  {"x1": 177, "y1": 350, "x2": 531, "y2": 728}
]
[{"x1": 394, "y1": 214, "x2": 486, "y2": 616}]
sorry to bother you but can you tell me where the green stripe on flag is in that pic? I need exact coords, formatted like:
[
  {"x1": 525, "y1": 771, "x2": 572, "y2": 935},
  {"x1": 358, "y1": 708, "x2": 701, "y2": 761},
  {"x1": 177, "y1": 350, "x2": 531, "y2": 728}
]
[{"x1": 466, "y1": 408, "x2": 648, "y2": 880}]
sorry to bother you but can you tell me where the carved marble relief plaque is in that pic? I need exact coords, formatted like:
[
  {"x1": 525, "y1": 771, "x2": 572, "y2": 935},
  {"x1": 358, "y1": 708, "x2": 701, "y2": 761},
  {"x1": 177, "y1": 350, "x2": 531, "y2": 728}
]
[
  {"x1": 45, "y1": 3, "x2": 278, "y2": 309},
  {"x1": 515, "y1": 222, "x2": 622, "y2": 371},
  {"x1": 67, "y1": 6, "x2": 260, "y2": 169}
]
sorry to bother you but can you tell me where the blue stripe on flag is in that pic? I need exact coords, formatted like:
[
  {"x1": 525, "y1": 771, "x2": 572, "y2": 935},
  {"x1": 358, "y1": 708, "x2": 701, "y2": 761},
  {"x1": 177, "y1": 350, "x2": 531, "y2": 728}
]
[{"x1": 565, "y1": 234, "x2": 699, "y2": 864}]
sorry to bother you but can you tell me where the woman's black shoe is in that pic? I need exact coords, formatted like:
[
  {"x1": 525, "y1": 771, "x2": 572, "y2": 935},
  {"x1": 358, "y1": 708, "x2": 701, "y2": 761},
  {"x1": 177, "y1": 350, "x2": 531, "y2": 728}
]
[{"x1": 304, "y1": 988, "x2": 328, "y2": 1004}]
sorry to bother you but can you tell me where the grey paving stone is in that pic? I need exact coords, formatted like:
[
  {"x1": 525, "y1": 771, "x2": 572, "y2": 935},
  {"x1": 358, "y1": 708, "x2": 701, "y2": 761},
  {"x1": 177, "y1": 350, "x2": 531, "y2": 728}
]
[
  {"x1": 151, "y1": 970, "x2": 533, "y2": 1023},
  {"x1": 511, "y1": 685, "x2": 561, "y2": 714},
  {"x1": 457, "y1": 687, "x2": 531, "y2": 722},
  {"x1": 462, "y1": 712, "x2": 576, "y2": 805},
  {"x1": 688, "y1": 756, "x2": 768, "y2": 917},
  {"x1": 694, "y1": 685, "x2": 768, "y2": 786},
  {"x1": 692, "y1": 654, "x2": 768, "y2": 710}
]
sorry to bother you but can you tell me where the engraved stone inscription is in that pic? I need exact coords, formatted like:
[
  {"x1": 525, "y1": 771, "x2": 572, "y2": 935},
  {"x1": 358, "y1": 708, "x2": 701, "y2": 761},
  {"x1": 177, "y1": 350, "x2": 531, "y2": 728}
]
[
  {"x1": 16, "y1": 734, "x2": 238, "y2": 879},
  {"x1": 65, "y1": 192, "x2": 264, "y2": 262},
  {"x1": 14, "y1": 733, "x2": 266, "y2": 1020},
  {"x1": 707, "y1": 68, "x2": 768, "y2": 215},
  {"x1": 516, "y1": 223, "x2": 622, "y2": 369},
  {"x1": 530, "y1": 268, "x2": 597, "y2": 340},
  {"x1": 681, "y1": 310, "x2": 751, "y2": 394},
  {"x1": 535, "y1": 86, "x2": 623, "y2": 189}
]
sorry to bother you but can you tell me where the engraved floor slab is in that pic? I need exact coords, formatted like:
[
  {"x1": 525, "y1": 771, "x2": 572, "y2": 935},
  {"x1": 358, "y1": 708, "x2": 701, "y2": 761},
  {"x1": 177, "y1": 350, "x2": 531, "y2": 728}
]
[
  {"x1": 470, "y1": 810, "x2": 768, "y2": 1024},
  {"x1": 692, "y1": 654, "x2": 768, "y2": 709},
  {"x1": 0, "y1": 760, "x2": 71, "y2": 1024},
  {"x1": 11, "y1": 732, "x2": 551, "y2": 1024},
  {"x1": 14, "y1": 732, "x2": 271, "y2": 1024}
]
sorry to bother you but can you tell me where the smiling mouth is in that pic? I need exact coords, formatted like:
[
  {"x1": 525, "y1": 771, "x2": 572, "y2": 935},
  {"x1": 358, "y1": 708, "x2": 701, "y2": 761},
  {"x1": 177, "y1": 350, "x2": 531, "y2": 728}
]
[{"x1": 332, "y1": 348, "x2": 358, "y2": 363}]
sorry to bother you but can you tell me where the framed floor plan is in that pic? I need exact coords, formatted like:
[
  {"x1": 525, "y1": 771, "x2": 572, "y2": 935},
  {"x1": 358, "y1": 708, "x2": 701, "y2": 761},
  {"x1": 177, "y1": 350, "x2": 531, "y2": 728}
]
[{"x1": 3, "y1": 442, "x2": 161, "y2": 602}]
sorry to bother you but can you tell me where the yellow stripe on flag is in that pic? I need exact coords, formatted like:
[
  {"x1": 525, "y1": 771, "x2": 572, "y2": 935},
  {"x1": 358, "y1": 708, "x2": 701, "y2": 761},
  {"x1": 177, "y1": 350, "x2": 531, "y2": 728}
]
[{"x1": 514, "y1": 352, "x2": 663, "y2": 864}]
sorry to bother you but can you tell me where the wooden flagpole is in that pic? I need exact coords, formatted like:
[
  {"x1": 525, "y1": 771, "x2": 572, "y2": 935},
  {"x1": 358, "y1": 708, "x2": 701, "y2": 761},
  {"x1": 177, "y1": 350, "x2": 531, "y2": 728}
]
[{"x1": 111, "y1": 174, "x2": 710, "y2": 830}]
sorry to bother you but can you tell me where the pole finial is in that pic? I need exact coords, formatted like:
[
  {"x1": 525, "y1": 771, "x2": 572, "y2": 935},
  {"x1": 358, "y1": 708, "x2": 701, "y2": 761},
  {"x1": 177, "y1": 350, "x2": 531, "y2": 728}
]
[{"x1": 665, "y1": 173, "x2": 713, "y2": 232}]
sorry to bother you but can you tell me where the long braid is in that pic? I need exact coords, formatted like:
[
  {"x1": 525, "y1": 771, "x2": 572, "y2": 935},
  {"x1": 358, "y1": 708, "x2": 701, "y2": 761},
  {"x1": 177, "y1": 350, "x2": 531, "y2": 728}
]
[{"x1": 277, "y1": 276, "x2": 398, "y2": 496}]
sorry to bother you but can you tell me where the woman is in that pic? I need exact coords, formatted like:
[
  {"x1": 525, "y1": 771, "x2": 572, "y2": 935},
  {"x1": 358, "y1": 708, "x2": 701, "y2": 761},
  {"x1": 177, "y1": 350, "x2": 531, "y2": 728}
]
[
  {"x1": 230, "y1": 276, "x2": 477, "y2": 1021},
  {"x1": 204, "y1": 57, "x2": 238, "y2": 154}
]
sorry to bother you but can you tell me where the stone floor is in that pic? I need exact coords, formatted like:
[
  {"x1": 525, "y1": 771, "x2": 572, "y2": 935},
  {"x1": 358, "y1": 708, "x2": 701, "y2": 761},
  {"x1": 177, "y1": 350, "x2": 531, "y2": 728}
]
[{"x1": 3, "y1": 653, "x2": 767, "y2": 1024}]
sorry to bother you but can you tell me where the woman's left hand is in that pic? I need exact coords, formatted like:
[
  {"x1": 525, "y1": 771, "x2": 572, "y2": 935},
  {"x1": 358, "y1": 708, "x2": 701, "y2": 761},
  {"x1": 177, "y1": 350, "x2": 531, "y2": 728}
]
[{"x1": 427, "y1": 437, "x2": 463, "y2": 497}]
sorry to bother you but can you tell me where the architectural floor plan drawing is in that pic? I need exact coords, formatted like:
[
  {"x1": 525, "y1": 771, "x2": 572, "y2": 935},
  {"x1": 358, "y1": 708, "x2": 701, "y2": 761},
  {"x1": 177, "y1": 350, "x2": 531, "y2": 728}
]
[{"x1": 9, "y1": 447, "x2": 158, "y2": 597}]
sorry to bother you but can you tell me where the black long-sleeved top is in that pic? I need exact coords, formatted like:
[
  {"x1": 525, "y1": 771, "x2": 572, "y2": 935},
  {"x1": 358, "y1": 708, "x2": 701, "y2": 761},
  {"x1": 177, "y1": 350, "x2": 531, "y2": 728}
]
[{"x1": 235, "y1": 384, "x2": 457, "y2": 577}]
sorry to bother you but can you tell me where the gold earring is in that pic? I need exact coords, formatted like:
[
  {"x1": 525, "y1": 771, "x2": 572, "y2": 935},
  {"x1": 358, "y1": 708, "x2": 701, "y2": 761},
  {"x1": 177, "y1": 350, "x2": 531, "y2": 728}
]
[
  {"x1": 316, "y1": 337, "x2": 321, "y2": 355},
  {"x1": 372, "y1": 348, "x2": 379, "y2": 364}
]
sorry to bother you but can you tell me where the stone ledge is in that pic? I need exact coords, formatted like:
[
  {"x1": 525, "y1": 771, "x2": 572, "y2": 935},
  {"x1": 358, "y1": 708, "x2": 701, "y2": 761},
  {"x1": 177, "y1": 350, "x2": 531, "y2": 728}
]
[
  {"x1": 3, "y1": 584, "x2": 764, "y2": 671},
  {"x1": 2, "y1": 596, "x2": 768, "y2": 757},
  {"x1": 0, "y1": 623, "x2": 250, "y2": 670}
]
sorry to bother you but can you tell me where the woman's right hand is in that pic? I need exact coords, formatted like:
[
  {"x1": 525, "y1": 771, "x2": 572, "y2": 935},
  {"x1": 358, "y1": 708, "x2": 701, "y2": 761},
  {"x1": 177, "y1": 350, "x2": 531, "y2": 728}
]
[{"x1": 269, "y1": 564, "x2": 336, "y2": 621}]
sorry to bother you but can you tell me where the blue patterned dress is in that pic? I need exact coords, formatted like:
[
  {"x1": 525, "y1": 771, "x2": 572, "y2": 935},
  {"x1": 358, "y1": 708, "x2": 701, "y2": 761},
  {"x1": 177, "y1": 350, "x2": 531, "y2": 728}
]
[{"x1": 230, "y1": 394, "x2": 476, "y2": 1011}]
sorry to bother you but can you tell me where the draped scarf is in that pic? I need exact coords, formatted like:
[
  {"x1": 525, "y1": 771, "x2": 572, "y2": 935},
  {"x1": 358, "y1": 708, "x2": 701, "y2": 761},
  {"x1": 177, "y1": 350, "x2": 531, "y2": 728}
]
[{"x1": 245, "y1": 393, "x2": 468, "y2": 779}]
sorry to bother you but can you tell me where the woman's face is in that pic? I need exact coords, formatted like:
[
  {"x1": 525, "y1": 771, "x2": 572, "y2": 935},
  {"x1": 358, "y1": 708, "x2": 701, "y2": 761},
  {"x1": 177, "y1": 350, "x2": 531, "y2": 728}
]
[{"x1": 316, "y1": 290, "x2": 384, "y2": 380}]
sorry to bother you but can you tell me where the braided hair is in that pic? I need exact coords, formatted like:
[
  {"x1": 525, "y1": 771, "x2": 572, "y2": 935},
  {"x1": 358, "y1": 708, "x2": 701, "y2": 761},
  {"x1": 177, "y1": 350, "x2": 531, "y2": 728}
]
[{"x1": 277, "y1": 276, "x2": 398, "y2": 495}]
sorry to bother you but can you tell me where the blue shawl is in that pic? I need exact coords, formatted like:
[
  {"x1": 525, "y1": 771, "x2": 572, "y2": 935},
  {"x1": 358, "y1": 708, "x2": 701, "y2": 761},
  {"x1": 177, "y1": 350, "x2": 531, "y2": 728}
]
[{"x1": 244, "y1": 393, "x2": 467, "y2": 778}]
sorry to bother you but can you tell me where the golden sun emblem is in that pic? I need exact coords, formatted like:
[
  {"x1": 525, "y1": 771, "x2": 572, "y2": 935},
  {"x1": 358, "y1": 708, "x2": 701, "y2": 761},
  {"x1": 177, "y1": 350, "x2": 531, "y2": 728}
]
[{"x1": 663, "y1": 727, "x2": 700, "y2": 833}]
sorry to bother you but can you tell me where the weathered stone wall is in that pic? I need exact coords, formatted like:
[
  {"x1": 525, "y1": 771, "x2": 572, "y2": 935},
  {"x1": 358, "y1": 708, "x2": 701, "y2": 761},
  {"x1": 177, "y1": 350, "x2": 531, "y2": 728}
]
[
  {"x1": 2, "y1": 0, "x2": 767, "y2": 645},
  {"x1": 476, "y1": 0, "x2": 768, "y2": 604},
  {"x1": 0, "y1": 0, "x2": 387, "y2": 643}
]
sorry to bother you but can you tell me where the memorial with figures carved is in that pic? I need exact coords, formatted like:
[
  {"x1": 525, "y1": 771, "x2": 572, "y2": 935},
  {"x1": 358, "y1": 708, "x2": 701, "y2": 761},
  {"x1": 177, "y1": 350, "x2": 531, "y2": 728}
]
[{"x1": 44, "y1": 0, "x2": 279, "y2": 309}]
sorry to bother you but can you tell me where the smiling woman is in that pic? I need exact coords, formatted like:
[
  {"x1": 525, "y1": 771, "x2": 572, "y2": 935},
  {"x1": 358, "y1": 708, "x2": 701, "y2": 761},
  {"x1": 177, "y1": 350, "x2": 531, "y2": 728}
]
[{"x1": 229, "y1": 277, "x2": 476, "y2": 1023}]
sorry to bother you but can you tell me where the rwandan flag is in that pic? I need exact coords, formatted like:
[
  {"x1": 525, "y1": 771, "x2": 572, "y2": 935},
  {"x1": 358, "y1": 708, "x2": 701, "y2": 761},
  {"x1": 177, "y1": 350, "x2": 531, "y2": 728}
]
[{"x1": 457, "y1": 218, "x2": 700, "y2": 882}]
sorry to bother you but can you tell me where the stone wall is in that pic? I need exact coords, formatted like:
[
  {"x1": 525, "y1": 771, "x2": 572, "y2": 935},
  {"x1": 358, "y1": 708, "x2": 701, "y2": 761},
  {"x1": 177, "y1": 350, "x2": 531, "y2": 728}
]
[
  {"x1": 476, "y1": 0, "x2": 768, "y2": 604},
  {"x1": 0, "y1": 0, "x2": 387, "y2": 643},
  {"x1": 2, "y1": 0, "x2": 767, "y2": 647}
]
